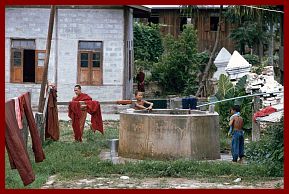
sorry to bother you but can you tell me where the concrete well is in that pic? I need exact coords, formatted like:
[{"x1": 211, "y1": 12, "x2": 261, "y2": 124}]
[{"x1": 119, "y1": 109, "x2": 220, "y2": 160}]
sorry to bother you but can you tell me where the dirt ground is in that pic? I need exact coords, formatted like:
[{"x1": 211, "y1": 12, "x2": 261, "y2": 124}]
[{"x1": 41, "y1": 175, "x2": 284, "y2": 189}]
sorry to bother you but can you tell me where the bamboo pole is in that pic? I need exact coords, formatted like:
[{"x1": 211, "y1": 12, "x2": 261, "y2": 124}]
[
  {"x1": 196, "y1": 91, "x2": 283, "y2": 108},
  {"x1": 252, "y1": 96, "x2": 261, "y2": 141}
]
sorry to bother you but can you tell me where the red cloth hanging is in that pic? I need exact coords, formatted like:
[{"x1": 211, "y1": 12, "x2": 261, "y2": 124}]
[
  {"x1": 18, "y1": 92, "x2": 45, "y2": 162},
  {"x1": 5, "y1": 100, "x2": 35, "y2": 186},
  {"x1": 253, "y1": 106, "x2": 277, "y2": 122},
  {"x1": 6, "y1": 92, "x2": 46, "y2": 186},
  {"x1": 45, "y1": 88, "x2": 60, "y2": 141}
]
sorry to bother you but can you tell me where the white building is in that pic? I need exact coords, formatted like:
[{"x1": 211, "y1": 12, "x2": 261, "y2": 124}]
[{"x1": 5, "y1": 5, "x2": 150, "y2": 106}]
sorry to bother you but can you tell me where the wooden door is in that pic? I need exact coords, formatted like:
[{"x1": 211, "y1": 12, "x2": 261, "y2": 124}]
[
  {"x1": 91, "y1": 52, "x2": 102, "y2": 85},
  {"x1": 11, "y1": 49, "x2": 23, "y2": 83}
]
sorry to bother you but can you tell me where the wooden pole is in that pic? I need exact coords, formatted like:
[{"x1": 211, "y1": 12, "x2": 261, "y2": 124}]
[
  {"x1": 38, "y1": 6, "x2": 56, "y2": 112},
  {"x1": 252, "y1": 96, "x2": 261, "y2": 141},
  {"x1": 21, "y1": 115, "x2": 29, "y2": 149},
  {"x1": 21, "y1": 92, "x2": 32, "y2": 149},
  {"x1": 35, "y1": 113, "x2": 44, "y2": 144}
]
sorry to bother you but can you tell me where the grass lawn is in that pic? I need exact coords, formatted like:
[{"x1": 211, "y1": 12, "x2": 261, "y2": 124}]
[{"x1": 5, "y1": 121, "x2": 283, "y2": 188}]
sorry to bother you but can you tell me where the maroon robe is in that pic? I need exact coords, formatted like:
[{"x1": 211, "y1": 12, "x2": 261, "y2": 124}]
[
  {"x1": 45, "y1": 88, "x2": 60, "y2": 140},
  {"x1": 5, "y1": 100, "x2": 35, "y2": 186},
  {"x1": 19, "y1": 92, "x2": 45, "y2": 162},
  {"x1": 68, "y1": 93, "x2": 103, "y2": 142},
  {"x1": 136, "y1": 71, "x2": 145, "y2": 92},
  {"x1": 5, "y1": 92, "x2": 45, "y2": 186},
  {"x1": 85, "y1": 101, "x2": 104, "y2": 134},
  {"x1": 68, "y1": 101, "x2": 83, "y2": 141},
  {"x1": 72, "y1": 93, "x2": 92, "y2": 102}
]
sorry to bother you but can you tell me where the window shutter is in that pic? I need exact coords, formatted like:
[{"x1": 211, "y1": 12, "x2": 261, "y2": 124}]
[
  {"x1": 11, "y1": 49, "x2": 23, "y2": 83},
  {"x1": 35, "y1": 50, "x2": 45, "y2": 83},
  {"x1": 204, "y1": 17, "x2": 210, "y2": 32},
  {"x1": 91, "y1": 51, "x2": 102, "y2": 85},
  {"x1": 221, "y1": 21, "x2": 225, "y2": 32},
  {"x1": 78, "y1": 51, "x2": 91, "y2": 85}
]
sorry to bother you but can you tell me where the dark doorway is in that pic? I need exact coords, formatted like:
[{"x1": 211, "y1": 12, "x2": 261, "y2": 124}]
[{"x1": 23, "y1": 49, "x2": 35, "y2": 82}]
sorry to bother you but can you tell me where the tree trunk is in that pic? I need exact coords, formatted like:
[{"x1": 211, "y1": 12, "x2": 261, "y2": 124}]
[
  {"x1": 257, "y1": 15, "x2": 264, "y2": 61},
  {"x1": 240, "y1": 42, "x2": 245, "y2": 55},
  {"x1": 38, "y1": 6, "x2": 56, "y2": 112},
  {"x1": 268, "y1": 16, "x2": 274, "y2": 66},
  {"x1": 196, "y1": 5, "x2": 223, "y2": 97}
]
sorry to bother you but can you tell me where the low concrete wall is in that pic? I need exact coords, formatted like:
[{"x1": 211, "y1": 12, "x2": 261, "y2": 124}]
[
  {"x1": 53, "y1": 104, "x2": 131, "y2": 114},
  {"x1": 133, "y1": 81, "x2": 163, "y2": 98},
  {"x1": 119, "y1": 109, "x2": 220, "y2": 160}
]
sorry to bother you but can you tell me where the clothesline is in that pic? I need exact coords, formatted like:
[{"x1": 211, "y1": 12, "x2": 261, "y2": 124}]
[{"x1": 240, "y1": 5, "x2": 284, "y2": 14}]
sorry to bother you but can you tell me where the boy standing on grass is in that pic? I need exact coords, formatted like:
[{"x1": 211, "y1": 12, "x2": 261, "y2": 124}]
[
  {"x1": 134, "y1": 90, "x2": 153, "y2": 110},
  {"x1": 228, "y1": 105, "x2": 245, "y2": 163}
]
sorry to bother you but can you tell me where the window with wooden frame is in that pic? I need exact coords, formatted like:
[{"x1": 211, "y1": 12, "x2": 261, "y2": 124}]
[
  {"x1": 210, "y1": 16, "x2": 219, "y2": 31},
  {"x1": 10, "y1": 39, "x2": 45, "y2": 83},
  {"x1": 78, "y1": 41, "x2": 103, "y2": 86}
]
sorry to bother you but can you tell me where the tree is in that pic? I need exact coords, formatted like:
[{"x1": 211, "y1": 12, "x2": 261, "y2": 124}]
[
  {"x1": 225, "y1": 5, "x2": 282, "y2": 61},
  {"x1": 133, "y1": 22, "x2": 163, "y2": 72},
  {"x1": 195, "y1": 5, "x2": 223, "y2": 97},
  {"x1": 151, "y1": 25, "x2": 199, "y2": 94}
]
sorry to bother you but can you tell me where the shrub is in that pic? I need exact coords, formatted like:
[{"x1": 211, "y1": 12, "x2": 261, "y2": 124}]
[
  {"x1": 215, "y1": 74, "x2": 252, "y2": 132},
  {"x1": 243, "y1": 54, "x2": 260, "y2": 65},
  {"x1": 133, "y1": 22, "x2": 163, "y2": 72},
  {"x1": 245, "y1": 118, "x2": 284, "y2": 177},
  {"x1": 151, "y1": 24, "x2": 199, "y2": 95}
]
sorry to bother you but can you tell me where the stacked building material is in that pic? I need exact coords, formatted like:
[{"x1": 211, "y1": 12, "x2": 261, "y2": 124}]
[{"x1": 246, "y1": 66, "x2": 283, "y2": 107}]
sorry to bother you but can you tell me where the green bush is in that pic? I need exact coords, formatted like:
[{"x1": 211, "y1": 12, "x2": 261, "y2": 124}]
[
  {"x1": 215, "y1": 74, "x2": 252, "y2": 132},
  {"x1": 151, "y1": 24, "x2": 199, "y2": 95},
  {"x1": 245, "y1": 119, "x2": 284, "y2": 177},
  {"x1": 243, "y1": 54, "x2": 260, "y2": 65},
  {"x1": 133, "y1": 22, "x2": 163, "y2": 72}
]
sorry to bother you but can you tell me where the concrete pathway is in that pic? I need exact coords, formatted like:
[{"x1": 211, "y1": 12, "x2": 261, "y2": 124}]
[{"x1": 99, "y1": 151, "x2": 235, "y2": 164}]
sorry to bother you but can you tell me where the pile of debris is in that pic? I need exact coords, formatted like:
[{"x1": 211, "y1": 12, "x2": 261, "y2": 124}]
[
  {"x1": 246, "y1": 66, "x2": 283, "y2": 107},
  {"x1": 246, "y1": 66, "x2": 283, "y2": 123},
  {"x1": 212, "y1": 47, "x2": 283, "y2": 124}
]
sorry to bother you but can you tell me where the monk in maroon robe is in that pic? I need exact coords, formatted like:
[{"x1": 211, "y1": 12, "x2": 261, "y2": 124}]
[
  {"x1": 68, "y1": 85, "x2": 103, "y2": 142},
  {"x1": 68, "y1": 85, "x2": 91, "y2": 141},
  {"x1": 136, "y1": 67, "x2": 145, "y2": 92}
]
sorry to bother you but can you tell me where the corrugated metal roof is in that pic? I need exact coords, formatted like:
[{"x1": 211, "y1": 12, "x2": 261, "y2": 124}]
[{"x1": 143, "y1": 5, "x2": 228, "y2": 9}]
